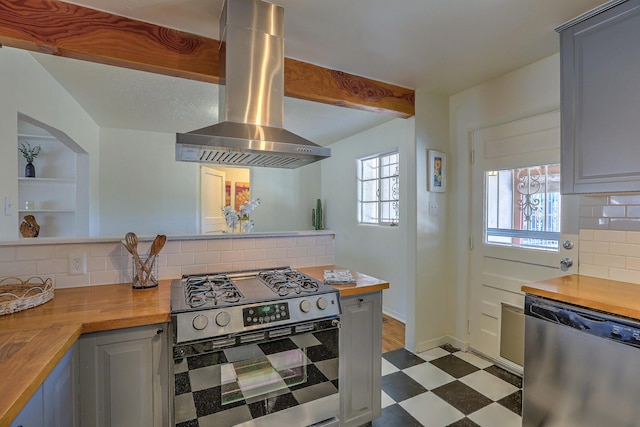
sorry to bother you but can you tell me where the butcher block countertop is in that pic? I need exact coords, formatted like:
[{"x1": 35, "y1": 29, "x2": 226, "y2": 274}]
[
  {"x1": 0, "y1": 265, "x2": 388, "y2": 427},
  {"x1": 522, "y1": 274, "x2": 640, "y2": 320}
]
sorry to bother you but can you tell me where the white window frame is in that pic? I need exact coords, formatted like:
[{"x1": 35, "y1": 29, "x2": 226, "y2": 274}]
[{"x1": 357, "y1": 150, "x2": 399, "y2": 226}]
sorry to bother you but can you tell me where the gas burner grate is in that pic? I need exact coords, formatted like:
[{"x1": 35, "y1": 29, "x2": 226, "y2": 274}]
[
  {"x1": 184, "y1": 274, "x2": 244, "y2": 308},
  {"x1": 258, "y1": 268, "x2": 320, "y2": 296}
]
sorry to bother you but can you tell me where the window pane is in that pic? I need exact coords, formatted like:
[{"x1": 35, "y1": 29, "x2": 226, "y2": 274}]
[
  {"x1": 358, "y1": 151, "x2": 399, "y2": 225},
  {"x1": 361, "y1": 202, "x2": 378, "y2": 223},
  {"x1": 361, "y1": 180, "x2": 378, "y2": 202},
  {"x1": 361, "y1": 158, "x2": 378, "y2": 180},
  {"x1": 485, "y1": 164, "x2": 560, "y2": 251}
]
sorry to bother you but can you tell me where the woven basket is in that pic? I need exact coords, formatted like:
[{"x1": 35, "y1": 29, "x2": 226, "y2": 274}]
[{"x1": 0, "y1": 276, "x2": 54, "y2": 316}]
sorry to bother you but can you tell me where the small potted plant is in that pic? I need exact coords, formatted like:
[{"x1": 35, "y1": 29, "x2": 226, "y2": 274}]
[{"x1": 19, "y1": 142, "x2": 41, "y2": 178}]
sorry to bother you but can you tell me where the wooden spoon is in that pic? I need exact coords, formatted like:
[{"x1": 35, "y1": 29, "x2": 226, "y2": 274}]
[
  {"x1": 124, "y1": 232, "x2": 145, "y2": 282},
  {"x1": 144, "y1": 234, "x2": 167, "y2": 283}
]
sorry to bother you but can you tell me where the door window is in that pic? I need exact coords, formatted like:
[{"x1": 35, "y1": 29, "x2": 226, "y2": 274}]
[{"x1": 485, "y1": 164, "x2": 561, "y2": 251}]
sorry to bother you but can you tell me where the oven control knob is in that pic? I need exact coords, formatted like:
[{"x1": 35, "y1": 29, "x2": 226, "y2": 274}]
[
  {"x1": 192, "y1": 314, "x2": 208, "y2": 330},
  {"x1": 215, "y1": 311, "x2": 231, "y2": 327},
  {"x1": 300, "y1": 300, "x2": 312, "y2": 313},
  {"x1": 317, "y1": 297, "x2": 329, "y2": 310}
]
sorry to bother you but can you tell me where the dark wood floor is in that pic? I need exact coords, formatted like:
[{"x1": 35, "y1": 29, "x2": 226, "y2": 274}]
[{"x1": 382, "y1": 314, "x2": 405, "y2": 353}]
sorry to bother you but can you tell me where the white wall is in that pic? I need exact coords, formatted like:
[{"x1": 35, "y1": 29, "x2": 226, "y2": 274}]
[
  {"x1": 448, "y1": 54, "x2": 562, "y2": 346},
  {"x1": 0, "y1": 48, "x2": 100, "y2": 239},
  {"x1": 321, "y1": 119, "x2": 414, "y2": 322},
  {"x1": 251, "y1": 164, "x2": 321, "y2": 232},
  {"x1": 98, "y1": 127, "x2": 200, "y2": 236},
  {"x1": 408, "y1": 92, "x2": 451, "y2": 352}
]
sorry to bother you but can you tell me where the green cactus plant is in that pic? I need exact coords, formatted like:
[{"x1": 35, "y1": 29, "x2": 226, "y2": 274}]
[{"x1": 312, "y1": 198, "x2": 323, "y2": 230}]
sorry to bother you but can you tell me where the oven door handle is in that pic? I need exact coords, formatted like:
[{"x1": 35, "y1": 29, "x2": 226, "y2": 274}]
[{"x1": 239, "y1": 332, "x2": 266, "y2": 344}]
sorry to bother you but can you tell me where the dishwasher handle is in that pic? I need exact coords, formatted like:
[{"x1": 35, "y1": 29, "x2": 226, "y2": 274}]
[{"x1": 525, "y1": 295, "x2": 640, "y2": 348}]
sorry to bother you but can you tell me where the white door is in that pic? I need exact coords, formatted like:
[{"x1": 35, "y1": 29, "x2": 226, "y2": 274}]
[
  {"x1": 469, "y1": 111, "x2": 579, "y2": 370},
  {"x1": 200, "y1": 166, "x2": 226, "y2": 233}
]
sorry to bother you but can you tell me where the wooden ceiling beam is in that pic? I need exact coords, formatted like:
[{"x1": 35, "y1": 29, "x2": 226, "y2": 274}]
[{"x1": 0, "y1": 0, "x2": 414, "y2": 118}]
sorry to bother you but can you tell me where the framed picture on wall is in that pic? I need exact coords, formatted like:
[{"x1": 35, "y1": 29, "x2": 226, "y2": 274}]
[{"x1": 427, "y1": 149, "x2": 446, "y2": 192}]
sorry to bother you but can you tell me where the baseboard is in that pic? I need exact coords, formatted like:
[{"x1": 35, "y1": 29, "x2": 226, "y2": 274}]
[
  {"x1": 382, "y1": 307, "x2": 406, "y2": 324},
  {"x1": 408, "y1": 335, "x2": 470, "y2": 354}
]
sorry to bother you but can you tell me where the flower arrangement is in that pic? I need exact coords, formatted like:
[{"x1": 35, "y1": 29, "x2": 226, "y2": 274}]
[
  {"x1": 222, "y1": 198, "x2": 261, "y2": 233},
  {"x1": 19, "y1": 142, "x2": 41, "y2": 163}
]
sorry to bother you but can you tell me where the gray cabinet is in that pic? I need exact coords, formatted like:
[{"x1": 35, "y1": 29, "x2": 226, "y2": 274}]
[
  {"x1": 558, "y1": 0, "x2": 640, "y2": 194},
  {"x1": 9, "y1": 387, "x2": 43, "y2": 427},
  {"x1": 78, "y1": 323, "x2": 170, "y2": 427},
  {"x1": 339, "y1": 291, "x2": 382, "y2": 427},
  {"x1": 10, "y1": 345, "x2": 77, "y2": 427}
]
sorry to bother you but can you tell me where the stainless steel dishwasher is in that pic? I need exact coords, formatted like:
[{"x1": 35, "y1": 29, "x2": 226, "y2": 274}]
[{"x1": 523, "y1": 295, "x2": 640, "y2": 427}]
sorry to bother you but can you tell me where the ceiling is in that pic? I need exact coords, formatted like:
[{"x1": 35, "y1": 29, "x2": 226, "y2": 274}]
[{"x1": 34, "y1": 0, "x2": 607, "y2": 145}]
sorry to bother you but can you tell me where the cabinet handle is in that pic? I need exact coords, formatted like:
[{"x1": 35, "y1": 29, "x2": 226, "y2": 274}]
[
  {"x1": 156, "y1": 328, "x2": 164, "y2": 335},
  {"x1": 358, "y1": 298, "x2": 364, "y2": 303}
]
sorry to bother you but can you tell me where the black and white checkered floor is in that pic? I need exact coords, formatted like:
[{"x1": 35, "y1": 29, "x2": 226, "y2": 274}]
[{"x1": 376, "y1": 345, "x2": 522, "y2": 427}]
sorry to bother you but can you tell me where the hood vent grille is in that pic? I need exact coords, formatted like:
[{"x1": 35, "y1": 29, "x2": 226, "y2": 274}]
[{"x1": 175, "y1": 0, "x2": 331, "y2": 168}]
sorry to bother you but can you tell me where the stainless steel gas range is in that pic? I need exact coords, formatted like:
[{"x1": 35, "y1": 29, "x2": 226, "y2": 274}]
[{"x1": 170, "y1": 267, "x2": 341, "y2": 427}]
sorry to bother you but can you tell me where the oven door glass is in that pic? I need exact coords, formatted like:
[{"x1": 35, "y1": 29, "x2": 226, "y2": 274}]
[{"x1": 173, "y1": 328, "x2": 339, "y2": 427}]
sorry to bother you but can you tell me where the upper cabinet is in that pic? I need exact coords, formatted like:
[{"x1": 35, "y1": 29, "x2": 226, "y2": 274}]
[{"x1": 558, "y1": 0, "x2": 640, "y2": 194}]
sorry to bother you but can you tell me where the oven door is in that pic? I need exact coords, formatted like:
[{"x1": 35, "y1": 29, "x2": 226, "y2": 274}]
[{"x1": 173, "y1": 319, "x2": 339, "y2": 427}]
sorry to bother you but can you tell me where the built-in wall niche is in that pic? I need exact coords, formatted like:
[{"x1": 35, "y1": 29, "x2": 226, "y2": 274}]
[{"x1": 17, "y1": 115, "x2": 89, "y2": 237}]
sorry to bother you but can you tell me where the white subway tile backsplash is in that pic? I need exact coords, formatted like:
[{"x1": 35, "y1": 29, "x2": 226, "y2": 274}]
[
  {"x1": 181, "y1": 264, "x2": 209, "y2": 275},
  {"x1": 627, "y1": 231, "x2": 640, "y2": 245},
  {"x1": 626, "y1": 206, "x2": 640, "y2": 218},
  {"x1": 317, "y1": 255, "x2": 335, "y2": 266},
  {"x1": 611, "y1": 218, "x2": 640, "y2": 231},
  {"x1": 232, "y1": 261, "x2": 256, "y2": 270},
  {"x1": 593, "y1": 230, "x2": 626, "y2": 243},
  {"x1": 579, "y1": 218, "x2": 609, "y2": 229},
  {"x1": 287, "y1": 247, "x2": 307, "y2": 258},
  {"x1": 254, "y1": 238, "x2": 278, "y2": 249},
  {"x1": 306, "y1": 246, "x2": 325, "y2": 256},
  {"x1": 579, "y1": 263, "x2": 609, "y2": 279},
  {"x1": 181, "y1": 240, "x2": 208, "y2": 253},
  {"x1": 580, "y1": 252, "x2": 595, "y2": 265},
  {"x1": 580, "y1": 196, "x2": 609, "y2": 205},
  {"x1": 592, "y1": 254, "x2": 625, "y2": 268},
  {"x1": 579, "y1": 241, "x2": 609, "y2": 254},
  {"x1": 610, "y1": 243, "x2": 640, "y2": 257},
  {"x1": 162, "y1": 241, "x2": 182, "y2": 254},
  {"x1": 295, "y1": 237, "x2": 316, "y2": 247},
  {"x1": 195, "y1": 251, "x2": 221, "y2": 264},
  {"x1": 0, "y1": 234, "x2": 335, "y2": 288},
  {"x1": 16, "y1": 245, "x2": 55, "y2": 261},
  {"x1": 600, "y1": 206, "x2": 626, "y2": 217},
  {"x1": 36, "y1": 259, "x2": 67, "y2": 275},
  {"x1": 220, "y1": 250, "x2": 244, "y2": 263},
  {"x1": 0, "y1": 260, "x2": 37, "y2": 276},
  {"x1": 208, "y1": 239, "x2": 233, "y2": 251},
  {"x1": 579, "y1": 229, "x2": 594, "y2": 241},
  {"x1": 276, "y1": 237, "x2": 297, "y2": 248},
  {"x1": 609, "y1": 268, "x2": 640, "y2": 284},
  {"x1": 243, "y1": 249, "x2": 267, "y2": 261},
  {"x1": 609, "y1": 194, "x2": 640, "y2": 205},
  {"x1": 625, "y1": 257, "x2": 640, "y2": 271},
  {"x1": 0, "y1": 247, "x2": 14, "y2": 262},
  {"x1": 579, "y1": 206, "x2": 594, "y2": 217},
  {"x1": 317, "y1": 235, "x2": 335, "y2": 246},
  {"x1": 266, "y1": 248, "x2": 287, "y2": 260},
  {"x1": 158, "y1": 266, "x2": 182, "y2": 280},
  {"x1": 232, "y1": 238, "x2": 255, "y2": 250},
  {"x1": 90, "y1": 270, "x2": 123, "y2": 286},
  {"x1": 87, "y1": 256, "x2": 108, "y2": 272},
  {"x1": 167, "y1": 252, "x2": 196, "y2": 266},
  {"x1": 295, "y1": 257, "x2": 317, "y2": 268}
]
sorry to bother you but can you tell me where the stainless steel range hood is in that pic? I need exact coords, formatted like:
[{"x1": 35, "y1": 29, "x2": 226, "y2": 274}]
[{"x1": 176, "y1": 0, "x2": 331, "y2": 169}]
